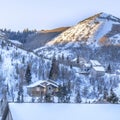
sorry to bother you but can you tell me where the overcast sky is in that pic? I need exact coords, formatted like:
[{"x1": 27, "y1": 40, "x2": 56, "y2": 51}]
[{"x1": 0, "y1": 0, "x2": 120, "y2": 31}]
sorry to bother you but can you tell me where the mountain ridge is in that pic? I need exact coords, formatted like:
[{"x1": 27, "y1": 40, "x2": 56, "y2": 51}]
[{"x1": 45, "y1": 12, "x2": 120, "y2": 47}]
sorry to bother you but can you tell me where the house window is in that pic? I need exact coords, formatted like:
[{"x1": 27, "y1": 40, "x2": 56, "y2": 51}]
[
  {"x1": 48, "y1": 86, "x2": 52, "y2": 90},
  {"x1": 36, "y1": 87, "x2": 40, "y2": 91}
]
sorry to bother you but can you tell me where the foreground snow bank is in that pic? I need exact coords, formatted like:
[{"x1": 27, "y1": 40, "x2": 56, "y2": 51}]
[{"x1": 9, "y1": 103, "x2": 120, "y2": 120}]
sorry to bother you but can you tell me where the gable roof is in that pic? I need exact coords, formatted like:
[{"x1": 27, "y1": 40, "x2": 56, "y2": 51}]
[
  {"x1": 90, "y1": 60, "x2": 101, "y2": 66},
  {"x1": 93, "y1": 66, "x2": 105, "y2": 72},
  {"x1": 27, "y1": 80, "x2": 58, "y2": 88},
  {"x1": 27, "y1": 81, "x2": 46, "y2": 88}
]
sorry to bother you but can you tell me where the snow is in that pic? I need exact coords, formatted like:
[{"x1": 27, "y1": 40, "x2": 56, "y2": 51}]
[
  {"x1": 84, "y1": 63, "x2": 91, "y2": 67},
  {"x1": 108, "y1": 34, "x2": 120, "y2": 45},
  {"x1": 27, "y1": 80, "x2": 58, "y2": 88},
  {"x1": 9, "y1": 103, "x2": 120, "y2": 120},
  {"x1": 100, "y1": 12, "x2": 110, "y2": 18},
  {"x1": 8, "y1": 40, "x2": 22, "y2": 45},
  {"x1": 90, "y1": 60, "x2": 101, "y2": 66},
  {"x1": 27, "y1": 80, "x2": 46, "y2": 88},
  {"x1": 94, "y1": 20, "x2": 114, "y2": 40},
  {"x1": 93, "y1": 66, "x2": 105, "y2": 72},
  {"x1": 95, "y1": 13, "x2": 120, "y2": 41},
  {"x1": 114, "y1": 83, "x2": 120, "y2": 98}
]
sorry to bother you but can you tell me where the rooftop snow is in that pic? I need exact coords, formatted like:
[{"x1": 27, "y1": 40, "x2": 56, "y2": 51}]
[
  {"x1": 90, "y1": 60, "x2": 101, "y2": 66},
  {"x1": 27, "y1": 80, "x2": 58, "y2": 88},
  {"x1": 8, "y1": 103, "x2": 120, "y2": 120},
  {"x1": 93, "y1": 66, "x2": 105, "y2": 72}
]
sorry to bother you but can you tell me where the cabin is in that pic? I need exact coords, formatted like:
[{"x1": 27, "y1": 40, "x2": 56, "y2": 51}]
[
  {"x1": 90, "y1": 60, "x2": 105, "y2": 77},
  {"x1": 27, "y1": 80, "x2": 58, "y2": 97},
  {"x1": 90, "y1": 60, "x2": 101, "y2": 66},
  {"x1": 27, "y1": 83, "x2": 45, "y2": 97},
  {"x1": 91, "y1": 66, "x2": 105, "y2": 77}
]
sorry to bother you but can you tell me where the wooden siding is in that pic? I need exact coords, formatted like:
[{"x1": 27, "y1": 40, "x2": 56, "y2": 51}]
[{"x1": 27, "y1": 85, "x2": 58, "y2": 97}]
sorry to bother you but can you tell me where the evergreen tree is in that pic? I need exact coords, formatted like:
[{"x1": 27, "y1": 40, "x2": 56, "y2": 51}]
[
  {"x1": 0, "y1": 55, "x2": 2, "y2": 62},
  {"x1": 107, "y1": 64, "x2": 112, "y2": 73},
  {"x1": 17, "y1": 83, "x2": 24, "y2": 102},
  {"x1": 49, "y1": 56, "x2": 59, "y2": 80},
  {"x1": 76, "y1": 55, "x2": 80, "y2": 64},
  {"x1": 44, "y1": 94, "x2": 52, "y2": 103},
  {"x1": 22, "y1": 56, "x2": 25, "y2": 64},
  {"x1": 75, "y1": 91, "x2": 82, "y2": 103},
  {"x1": 57, "y1": 84, "x2": 69, "y2": 103},
  {"x1": 107, "y1": 89, "x2": 118, "y2": 103},
  {"x1": 17, "y1": 91, "x2": 20, "y2": 102},
  {"x1": 25, "y1": 64, "x2": 32, "y2": 84},
  {"x1": 103, "y1": 88, "x2": 108, "y2": 100},
  {"x1": 61, "y1": 53, "x2": 64, "y2": 61}
]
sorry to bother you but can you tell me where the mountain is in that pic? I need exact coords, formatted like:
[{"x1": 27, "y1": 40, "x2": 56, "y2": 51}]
[
  {"x1": 0, "y1": 32, "x2": 53, "y2": 102},
  {"x1": 23, "y1": 27, "x2": 70, "y2": 50},
  {"x1": 40, "y1": 27, "x2": 70, "y2": 33},
  {"x1": 46, "y1": 12, "x2": 120, "y2": 47},
  {"x1": 35, "y1": 13, "x2": 120, "y2": 63},
  {"x1": 0, "y1": 27, "x2": 69, "y2": 50},
  {"x1": 0, "y1": 13, "x2": 120, "y2": 105}
]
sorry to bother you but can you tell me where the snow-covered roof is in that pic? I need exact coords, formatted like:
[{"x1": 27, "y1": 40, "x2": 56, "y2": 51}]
[
  {"x1": 90, "y1": 60, "x2": 101, "y2": 66},
  {"x1": 27, "y1": 81, "x2": 45, "y2": 88},
  {"x1": 8, "y1": 103, "x2": 120, "y2": 120},
  {"x1": 93, "y1": 66, "x2": 105, "y2": 72},
  {"x1": 84, "y1": 63, "x2": 91, "y2": 67},
  {"x1": 72, "y1": 57, "x2": 86, "y2": 63},
  {"x1": 27, "y1": 80, "x2": 58, "y2": 88}
]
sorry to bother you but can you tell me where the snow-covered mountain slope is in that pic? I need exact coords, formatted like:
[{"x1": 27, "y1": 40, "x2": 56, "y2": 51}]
[
  {"x1": 0, "y1": 30, "x2": 120, "y2": 104},
  {"x1": 0, "y1": 33, "x2": 53, "y2": 101},
  {"x1": 0, "y1": 13, "x2": 120, "y2": 104},
  {"x1": 46, "y1": 12, "x2": 120, "y2": 47},
  {"x1": 34, "y1": 12, "x2": 120, "y2": 64},
  {"x1": 8, "y1": 40, "x2": 23, "y2": 47}
]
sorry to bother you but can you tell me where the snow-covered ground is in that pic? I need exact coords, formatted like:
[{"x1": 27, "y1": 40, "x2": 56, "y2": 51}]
[
  {"x1": 8, "y1": 40, "x2": 22, "y2": 46},
  {"x1": 35, "y1": 12, "x2": 120, "y2": 58},
  {"x1": 9, "y1": 103, "x2": 120, "y2": 120}
]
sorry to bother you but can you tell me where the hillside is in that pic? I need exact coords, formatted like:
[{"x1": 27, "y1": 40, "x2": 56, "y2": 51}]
[
  {"x1": 35, "y1": 13, "x2": 120, "y2": 64},
  {"x1": 0, "y1": 32, "x2": 53, "y2": 102},
  {"x1": 0, "y1": 13, "x2": 120, "y2": 106},
  {"x1": 46, "y1": 12, "x2": 120, "y2": 47},
  {"x1": 40, "y1": 27, "x2": 70, "y2": 33},
  {"x1": 23, "y1": 27, "x2": 70, "y2": 50},
  {"x1": 1, "y1": 27, "x2": 69, "y2": 50}
]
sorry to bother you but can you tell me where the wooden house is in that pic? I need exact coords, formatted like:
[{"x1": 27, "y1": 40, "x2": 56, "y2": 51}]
[
  {"x1": 91, "y1": 66, "x2": 105, "y2": 77},
  {"x1": 27, "y1": 83, "x2": 45, "y2": 97},
  {"x1": 90, "y1": 60, "x2": 105, "y2": 77},
  {"x1": 27, "y1": 80, "x2": 58, "y2": 97}
]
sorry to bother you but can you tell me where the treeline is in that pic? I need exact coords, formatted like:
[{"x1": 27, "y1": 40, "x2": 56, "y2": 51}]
[{"x1": 0, "y1": 28, "x2": 37, "y2": 43}]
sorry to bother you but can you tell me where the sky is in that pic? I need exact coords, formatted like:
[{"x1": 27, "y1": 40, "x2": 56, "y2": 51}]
[{"x1": 0, "y1": 0, "x2": 120, "y2": 31}]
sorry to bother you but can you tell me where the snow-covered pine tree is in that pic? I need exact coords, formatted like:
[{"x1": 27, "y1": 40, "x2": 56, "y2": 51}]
[
  {"x1": 49, "y1": 56, "x2": 59, "y2": 80},
  {"x1": 107, "y1": 64, "x2": 112, "y2": 73},
  {"x1": 107, "y1": 88, "x2": 118, "y2": 103},
  {"x1": 25, "y1": 64, "x2": 32, "y2": 85},
  {"x1": 75, "y1": 90, "x2": 82, "y2": 103}
]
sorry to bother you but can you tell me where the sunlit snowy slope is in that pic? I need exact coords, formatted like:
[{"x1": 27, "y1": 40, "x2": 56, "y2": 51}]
[
  {"x1": 35, "y1": 13, "x2": 120, "y2": 58},
  {"x1": 47, "y1": 12, "x2": 120, "y2": 47}
]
